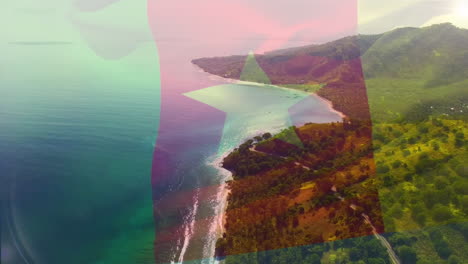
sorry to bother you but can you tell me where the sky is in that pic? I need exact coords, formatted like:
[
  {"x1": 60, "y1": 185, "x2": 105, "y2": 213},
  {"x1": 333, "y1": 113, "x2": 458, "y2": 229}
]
[
  {"x1": 2, "y1": 0, "x2": 467, "y2": 52},
  {"x1": 359, "y1": 0, "x2": 468, "y2": 34}
]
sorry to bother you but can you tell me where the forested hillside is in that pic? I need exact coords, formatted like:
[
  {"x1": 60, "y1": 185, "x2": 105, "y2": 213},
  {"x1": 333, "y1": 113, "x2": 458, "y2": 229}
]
[
  {"x1": 199, "y1": 23, "x2": 468, "y2": 263},
  {"x1": 193, "y1": 23, "x2": 468, "y2": 122},
  {"x1": 217, "y1": 119, "x2": 384, "y2": 257}
]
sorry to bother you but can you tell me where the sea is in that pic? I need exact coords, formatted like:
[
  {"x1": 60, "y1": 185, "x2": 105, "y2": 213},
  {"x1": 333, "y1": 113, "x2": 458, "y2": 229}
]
[
  {"x1": 1, "y1": 37, "x2": 342, "y2": 264},
  {"x1": 0, "y1": 38, "x2": 160, "y2": 264}
]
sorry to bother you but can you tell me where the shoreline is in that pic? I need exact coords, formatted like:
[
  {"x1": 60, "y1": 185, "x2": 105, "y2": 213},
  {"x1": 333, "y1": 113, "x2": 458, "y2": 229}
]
[
  {"x1": 209, "y1": 124, "x2": 293, "y2": 261},
  {"x1": 194, "y1": 65, "x2": 347, "y2": 120},
  {"x1": 194, "y1": 63, "x2": 347, "y2": 259},
  {"x1": 204, "y1": 150, "x2": 233, "y2": 263},
  {"x1": 210, "y1": 151, "x2": 233, "y2": 234},
  {"x1": 235, "y1": 80, "x2": 348, "y2": 121},
  {"x1": 209, "y1": 127, "x2": 286, "y2": 246},
  {"x1": 316, "y1": 93, "x2": 347, "y2": 120}
]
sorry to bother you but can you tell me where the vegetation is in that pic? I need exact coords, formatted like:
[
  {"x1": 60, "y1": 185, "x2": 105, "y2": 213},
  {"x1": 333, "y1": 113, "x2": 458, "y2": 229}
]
[
  {"x1": 215, "y1": 222, "x2": 468, "y2": 264},
  {"x1": 372, "y1": 118, "x2": 467, "y2": 232},
  {"x1": 195, "y1": 23, "x2": 468, "y2": 262},
  {"x1": 381, "y1": 223, "x2": 468, "y2": 264},
  {"x1": 219, "y1": 235, "x2": 390, "y2": 264},
  {"x1": 217, "y1": 119, "x2": 385, "y2": 257}
]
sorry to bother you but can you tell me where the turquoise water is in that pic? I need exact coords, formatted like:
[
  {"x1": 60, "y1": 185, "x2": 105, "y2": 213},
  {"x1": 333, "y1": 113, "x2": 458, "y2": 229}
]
[
  {"x1": 1, "y1": 1, "x2": 161, "y2": 263},
  {"x1": 0, "y1": 40, "x2": 160, "y2": 263}
]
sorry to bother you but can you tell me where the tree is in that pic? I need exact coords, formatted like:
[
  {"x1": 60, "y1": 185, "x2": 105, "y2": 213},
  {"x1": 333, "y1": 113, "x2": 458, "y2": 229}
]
[
  {"x1": 398, "y1": 245, "x2": 417, "y2": 263},
  {"x1": 262, "y1": 132, "x2": 272, "y2": 140},
  {"x1": 412, "y1": 212, "x2": 426, "y2": 226},
  {"x1": 432, "y1": 204, "x2": 453, "y2": 222},
  {"x1": 422, "y1": 190, "x2": 437, "y2": 208},
  {"x1": 303, "y1": 253, "x2": 321, "y2": 264},
  {"x1": 429, "y1": 228, "x2": 452, "y2": 259},
  {"x1": 307, "y1": 244, "x2": 326, "y2": 257},
  {"x1": 368, "y1": 258, "x2": 386, "y2": 264},
  {"x1": 416, "y1": 259, "x2": 433, "y2": 264},
  {"x1": 454, "y1": 181, "x2": 468, "y2": 195},
  {"x1": 448, "y1": 255, "x2": 460, "y2": 264},
  {"x1": 454, "y1": 137, "x2": 464, "y2": 148},
  {"x1": 460, "y1": 196, "x2": 468, "y2": 215},
  {"x1": 376, "y1": 164, "x2": 390, "y2": 174},
  {"x1": 434, "y1": 239, "x2": 452, "y2": 259},
  {"x1": 454, "y1": 164, "x2": 467, "y2": 178},
  {"x1": 402, "y1": 149, "x2": 411, "y2": 157},
  {"x1": 349, "y1": 247, "x2": 363, "y2": 261},
  {"x1": 418, "y1": 126, "x2": 429, "y2": 133},
  {"x1": 453, "y1": 222, "x2": 468, "y2": 240},
  {"x1": 365, "y1": 239, "x2": 386, "y2": 258},
  {"x1": 434, "y1": 176, "x2": 449, "y2": 190},
  {"x1": 390, "y1": 203, "x2": 404, "y2": 219},
  {"x1": 435, "y1": 189, "x2": 453, "y2": 205},
  {"x1": 429, "y1": 229, "x2": 443, "y2": 241},
  {"x1": 389, "y1": 233, "x2": 413, "y2": 247},
  {"x1": 403, "y1": 173, "x2": 413, "y2": 181},
  {"x1": 383, "y1": 175, "x2": 394, "y2": 187},
  {"x1": 392, "y1": 160, "x2": 402, "y2": 169}
]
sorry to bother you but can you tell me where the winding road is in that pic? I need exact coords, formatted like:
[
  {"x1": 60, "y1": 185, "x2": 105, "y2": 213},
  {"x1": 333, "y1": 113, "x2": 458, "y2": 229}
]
[
  {"x1": 332, "y1": 187, "x2": 401, "y2": 264},
  {"x1": 249, "y1": 145, "x2": 400, "y2": 264}
]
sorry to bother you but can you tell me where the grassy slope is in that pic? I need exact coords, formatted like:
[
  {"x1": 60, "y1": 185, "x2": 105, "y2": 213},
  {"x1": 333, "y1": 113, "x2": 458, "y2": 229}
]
[
  {"x1": 361, "y1": 23, "x2": 468, "y2": 123},
  {"x1": 366, "y1": 78, "x2": 468, "y2": 122}
]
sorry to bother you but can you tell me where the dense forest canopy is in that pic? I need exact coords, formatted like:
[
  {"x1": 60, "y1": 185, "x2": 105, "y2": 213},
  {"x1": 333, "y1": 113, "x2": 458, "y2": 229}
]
[{"x1": 204, "y1": 23, "x2": 467, "y2": 263}]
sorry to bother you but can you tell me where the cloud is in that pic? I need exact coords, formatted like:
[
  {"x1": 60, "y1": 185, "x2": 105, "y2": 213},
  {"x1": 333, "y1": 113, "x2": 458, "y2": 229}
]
[
  {"x1": 423, "y1": 13, "x2": 468, "y2": 28},
  {"x1": 359, "y1": 0, "x2": 458, "y2": 34}
]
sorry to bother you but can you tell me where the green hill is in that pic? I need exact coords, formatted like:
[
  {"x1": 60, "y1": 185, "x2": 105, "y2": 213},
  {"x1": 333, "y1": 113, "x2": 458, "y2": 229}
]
[
  {"x1": 363, "y1": 23, "x2": 468, "y2": 82},
  {"x1": 362, "y1": 23, "x2": 468, "y2": 122},
  {"x1": 193, "y1": 23, "x2": 468, "y2": 122}
]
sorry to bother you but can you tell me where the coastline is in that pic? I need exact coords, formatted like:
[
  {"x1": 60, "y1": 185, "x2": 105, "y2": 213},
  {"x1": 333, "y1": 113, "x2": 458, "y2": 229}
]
[
  {"x1": 209, "y1": 151, "x2": 233, "y2": 237},
  {"x1": 208, "y1": 125, "x2": 287, "y2": 258},
  {"x1": 193, "y1": 65, "x2": 347, "y2": 120},
  {"x1": 316, "y1": 93, "x2": 347, "y2": 120},
  {"x1": 194, "y1": 64, "x2": 348, "y2": 260}
]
